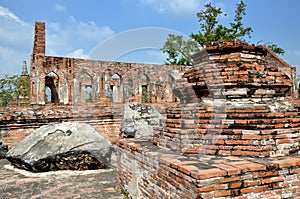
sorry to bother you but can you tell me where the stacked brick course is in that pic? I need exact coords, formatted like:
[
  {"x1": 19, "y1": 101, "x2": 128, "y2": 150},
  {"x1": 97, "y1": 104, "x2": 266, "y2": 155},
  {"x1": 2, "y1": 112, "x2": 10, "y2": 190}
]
[
  {"x1": 156, "y1": 40, "x2": 300, "y2": 158},
  {"x1": 156, "y1": 101, "x2": 300, "y2": 157}
]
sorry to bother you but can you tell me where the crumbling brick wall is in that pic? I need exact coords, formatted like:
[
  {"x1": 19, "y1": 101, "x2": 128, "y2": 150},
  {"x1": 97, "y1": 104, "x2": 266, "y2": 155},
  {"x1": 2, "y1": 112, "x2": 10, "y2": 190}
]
[
  {"x1": 1, "y1": 21, "x2": 188, "y2": 148},
  {"x1": 117, "y1": 41, "x2": 300, "y2": 198},
  {"x1": 156, "y1": 40, "x2": 300, "y2": 158},
  {"x1": 117, "y1": 139, "x2": 300, "y2": 199},
  {"x1": 30, "y1": 22, "x2": 185, "y2": 106}
]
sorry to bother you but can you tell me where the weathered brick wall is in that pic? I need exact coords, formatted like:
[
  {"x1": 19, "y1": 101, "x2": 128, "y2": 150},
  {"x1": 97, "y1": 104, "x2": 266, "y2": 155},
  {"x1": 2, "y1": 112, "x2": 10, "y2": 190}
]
[
  {"x1": 0, "y1": 104, "x2": 121, "y2": 148},
  {"x1": 0, "y1": 101, "x2": 172, "y2": 149},
  {"x1": 117, "y1": 139, "x2": 300, "y2": 199},
  {"x1": 156, "y1": 41, "x2": 300, "y2": 158},
  {"x1": 30, "y1": 22, "x2": 187, "y2": 106},
  {"x1": 117, "y1": 41, "x2": 300, "y2": 198},
  {"x1": 156, "y1": 100, "x2": 300, "y2": 157}
]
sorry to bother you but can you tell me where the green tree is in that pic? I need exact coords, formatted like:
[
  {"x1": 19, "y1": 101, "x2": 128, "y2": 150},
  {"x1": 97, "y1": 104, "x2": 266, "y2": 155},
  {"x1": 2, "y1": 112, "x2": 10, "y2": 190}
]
[
  {"x1": 161, "y1": 0, "x2": 284, "y2": 65},
  {"x1": 0, "y1": 75, "x2": 30, "y2": 106},
  {"x1": 17, "y1": 75, "x2": 30, "y2": 99},
  {"x1": 163, "y1": 35, "x2": 200, "y2": 65},
  {"x1": 0, "y1": 75, "x2": 19, "y2": 106}
]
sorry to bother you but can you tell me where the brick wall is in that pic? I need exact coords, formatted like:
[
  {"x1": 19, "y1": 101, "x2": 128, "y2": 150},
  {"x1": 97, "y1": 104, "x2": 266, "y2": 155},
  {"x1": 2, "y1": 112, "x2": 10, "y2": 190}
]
[
  {"x1": 155, "y1": 40, "x2": 300, "y2": 158},
  {"x1": 30, "y1": 22, "x2": 186, "y2": 106},
  {"x1": 156, "y1": 100, "x2": 300, "y2": 157},
  {"x1": 0, "y1": 104, "x2": 121, "y2": 148},
  {"x1": 117, "y1": 139, "x2": 300, "y2": 199},
  {"x1": 116, "y1": 41, "x2": 300, "y2": 198}
]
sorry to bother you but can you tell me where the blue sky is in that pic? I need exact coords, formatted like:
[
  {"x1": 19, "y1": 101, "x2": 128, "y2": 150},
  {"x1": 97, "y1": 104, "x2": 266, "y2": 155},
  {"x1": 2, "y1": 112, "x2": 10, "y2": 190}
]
[{"x1": 0, "y1": 0, "x2": 299, "y2": 76}]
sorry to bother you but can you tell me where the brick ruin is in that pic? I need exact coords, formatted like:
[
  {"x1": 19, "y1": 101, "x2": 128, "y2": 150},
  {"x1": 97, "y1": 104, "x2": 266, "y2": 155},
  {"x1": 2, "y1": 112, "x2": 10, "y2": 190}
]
[
  {"x1": 117, "y1": 41, "x2": 300, "y2": 198},
  {"x1": 0, "y1": 22, "x2": 185, "y2": 148},
  {"x1": 0, "y1": 22, "x2": 300, "y2": 198}
]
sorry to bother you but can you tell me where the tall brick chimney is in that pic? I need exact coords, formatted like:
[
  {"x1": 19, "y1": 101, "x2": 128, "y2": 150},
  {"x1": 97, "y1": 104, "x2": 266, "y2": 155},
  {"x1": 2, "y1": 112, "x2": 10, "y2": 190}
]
[{"x1": 32, "y1": 22, "x2": 45, "y2": 55}]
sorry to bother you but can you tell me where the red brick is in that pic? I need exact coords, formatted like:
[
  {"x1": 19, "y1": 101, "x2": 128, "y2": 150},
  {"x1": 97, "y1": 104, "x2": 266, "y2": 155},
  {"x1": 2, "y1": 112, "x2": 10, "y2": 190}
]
[
  {"x1": 212, "y1": 164, "x2": 241, "y2": 176},
  {"x1": 230, "y1": 182, "x2": 242, "y2": 189},
  {"x1": 262, "y1": 177, "x2": 284, "y2": 184},
  {"x1": 191, "y1": 168, "x2": 227, "y2": 180},
  {"x1": 198, "y1": 184, "x2": 227, "y2": 193},
  {"x1": 252, "y1": 171, "x2": 279, "y2": 178},
  {"x1": 214, "y1": 190, "x2": 231, "y2": 197},
  {"x1": 177, "y1": 165, "x2": 199, "y2": 175}
]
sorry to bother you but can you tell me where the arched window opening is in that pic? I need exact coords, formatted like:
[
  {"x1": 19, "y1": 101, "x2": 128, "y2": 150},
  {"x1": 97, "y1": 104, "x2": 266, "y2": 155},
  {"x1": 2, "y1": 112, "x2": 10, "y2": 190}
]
[
  {"x1": 167, "y1": 74, "x2": 176, "y2": 102},
  {"x1": 112, "y1": 73, "x2": 120, "y2": 79},
  {"x1": 127, "y1": 79, "x2": 134, "y2": 97},
  {"x1": 110, "y1": 73, "x2": 122, "y2": 103},
  {"x1": 84, "y1": 85, "x2": 92, "y2": 102},
  {"x1": 80, "y1": 72, "x2": 93, "y2": 103},
  {"x1": 45, "y1": 72, "x2": 59, "y2": 104},
  {"x1": 168, "y1": 75, "x2": 176, "y2": 88},
  {"x1": 142, "y1": 85, "x2": 148, "y2": 103},
  {"x1": 141, "y1": 74, "x2": 150, "y2": 103}
]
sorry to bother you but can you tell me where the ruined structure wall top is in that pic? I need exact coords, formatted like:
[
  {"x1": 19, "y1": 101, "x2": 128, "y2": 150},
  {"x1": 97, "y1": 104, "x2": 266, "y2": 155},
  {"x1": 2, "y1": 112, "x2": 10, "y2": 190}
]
[
  {"x1": 32, "y1": 22, "x2": 45, "y2": 56},
  {"x1": 191, "y1": 40, "x2": 298, "y2": 98},
  {"x1": 29, "y1": 22, "x2": 184, "y2": 105}
]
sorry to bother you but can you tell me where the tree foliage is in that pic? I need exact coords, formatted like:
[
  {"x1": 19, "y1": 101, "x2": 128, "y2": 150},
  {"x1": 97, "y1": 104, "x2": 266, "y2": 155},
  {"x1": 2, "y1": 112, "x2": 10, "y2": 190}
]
[
  {"x1": 163, "y1": 35, "x2": 200, "y2": 65},
  {"x1": 267, "y1": 44, "x2": 285, "y2": 55},
  {"x1": 161, "y1": 0, "x2": 284, "y2": 65},
  {"x1": 191, "y1": 1, "x2": 252, "y2": 46},
  {"x1": 0, "y1": 75, "x2": 30, "y2": 107}
]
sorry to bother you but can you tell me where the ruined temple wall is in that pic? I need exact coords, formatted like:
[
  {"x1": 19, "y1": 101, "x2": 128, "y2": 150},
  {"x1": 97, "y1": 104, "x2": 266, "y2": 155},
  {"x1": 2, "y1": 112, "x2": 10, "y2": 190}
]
[
  {"x1": 30, "y1": 54, "x2": 184, "y2": 105},
  {"x1": 29, "y1": 21, "x2": 184, "y2": 105},
  {"x1": 30, "y1": 55, "x2": 74, "y2": 104},
  {"x1": 72, "y1": 59, "x2": 185, "y2": 104}
]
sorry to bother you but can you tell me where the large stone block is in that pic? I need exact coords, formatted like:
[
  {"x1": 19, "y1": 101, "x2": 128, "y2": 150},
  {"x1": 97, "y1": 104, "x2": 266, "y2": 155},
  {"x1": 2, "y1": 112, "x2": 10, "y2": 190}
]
[{"x1": 6, "y1": 122, "x2": 112, "y2": 172}]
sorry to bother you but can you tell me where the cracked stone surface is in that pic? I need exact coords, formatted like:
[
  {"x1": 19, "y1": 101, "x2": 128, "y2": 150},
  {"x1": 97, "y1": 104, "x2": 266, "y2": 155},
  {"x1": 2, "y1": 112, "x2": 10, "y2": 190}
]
[{"x1": 6, "y1": 122, "x2": 112, "y2": 172}]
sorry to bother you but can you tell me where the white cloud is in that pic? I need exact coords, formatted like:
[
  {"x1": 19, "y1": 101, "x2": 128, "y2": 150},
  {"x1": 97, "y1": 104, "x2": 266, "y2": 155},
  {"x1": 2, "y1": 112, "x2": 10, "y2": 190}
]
[
  {"x1": 47, "y1": 16, "x2": 115, "y2": 57},
  {"x1": 0, "y1": 6, "x2": 32, "y2": 75},
  {"x1": 0, "y1": 5, "x2": 114, "y2": 75},
  {"x1": 0, "y1": 5, "x2": 27, "y2": 26},
  {"x1": 54, "y1": 4, "x2": 66, "y2": 12},
  {"x1": 67, "y1": 49, "x2": 90, "y2": 59},
  {"x1": 138, "y1": 0, "x2": 203, "y2": 15}
]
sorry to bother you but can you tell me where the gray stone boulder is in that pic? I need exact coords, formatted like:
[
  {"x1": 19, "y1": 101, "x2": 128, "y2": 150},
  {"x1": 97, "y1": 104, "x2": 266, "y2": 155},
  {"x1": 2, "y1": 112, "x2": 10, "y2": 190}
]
[
  {"x1": 6, "y1": 122, "x2": 112, "y2": 172},
  {"x1": 120, "y1": 103, "x2": 163, "y2": 138}
]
